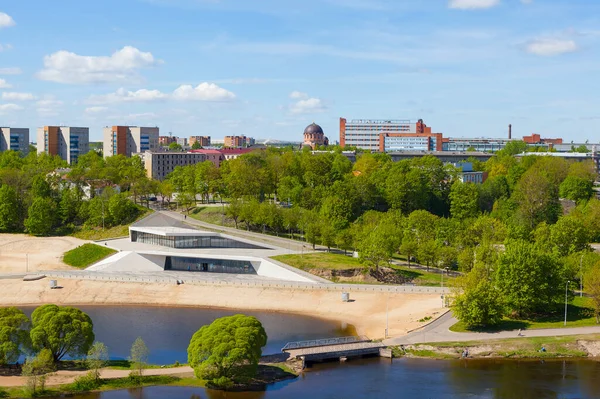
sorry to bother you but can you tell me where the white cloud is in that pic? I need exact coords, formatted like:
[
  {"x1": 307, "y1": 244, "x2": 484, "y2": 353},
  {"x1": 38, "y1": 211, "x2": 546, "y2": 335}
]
[
  {"x1": 36, "y1": 97, "x2": 63, "y2": 116},
  {"x1": 172, "y1": 83, "x2": 236, "y2": 101},
  {"x1": 88, "y1": 88, "x2": 167, "y2": 104},
  {"x1": 85, "y1": 106, "x2": 108, "y2": 114},
  {"x1": 526, "y1": 38, "x2": 578, "y2": 56},
  {"x1": 0, "y1": 67, "x2": 21, "y2": 75},
  {"x1": 0, "y1": 44, "x2": 12, "y2": 52},
  {"x1": 37, "y1": 46, "x2": 160, "y2": 84},
  {"x1": 0, "y1": 104, "x2": 23, "y2": 112},
  {"x1": 448, "y1": 0, "x2": 500, "y2": 9},
  {"x1": 2, "y1": 92, "x2": 36, "y2": 101},
  {"x1": 0, "y1": 79, "x2": 10, "y2": 89},
  {"x1": 0, "y1": 12, "x2": 15, "y2": 28},
  {"x1": 290, "y1": 91, "x2": 308, "y2": 99},
  {"x1": 289, "y1": 97, "x2": 327, "y2": 114}
]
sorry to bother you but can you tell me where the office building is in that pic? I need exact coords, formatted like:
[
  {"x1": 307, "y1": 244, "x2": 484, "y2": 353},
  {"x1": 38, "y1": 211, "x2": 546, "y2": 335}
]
[
  {"x1": 189, "y1": 136, "x2": 211, "y2": 147},
  {"x1": 224, "y1": 135, "x2": 254, "y2": 148},
  {"x1": 143, "y1": 151, "x2": 207, "y2": 180},
  {"x1": 340, "y1": 118, "x2": 440, "y2": 152},
  {"x1": 0, "y1": 127, "x2": 29, "y2": 154},
  {"x1": 103, "y1": 126, "x2": 159, "y2": 158},
  {"x1": 37, "y1": 126, "x2": 89, "y2": 164}
]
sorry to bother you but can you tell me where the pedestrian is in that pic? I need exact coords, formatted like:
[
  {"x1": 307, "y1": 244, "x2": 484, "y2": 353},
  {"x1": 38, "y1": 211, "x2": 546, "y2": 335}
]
[
  {"x1": 184, "y1": 214, "x2": 187, "y2": 220},
  {"x1": 517, "y1": 329, "x2": 523, "y2": 337}
]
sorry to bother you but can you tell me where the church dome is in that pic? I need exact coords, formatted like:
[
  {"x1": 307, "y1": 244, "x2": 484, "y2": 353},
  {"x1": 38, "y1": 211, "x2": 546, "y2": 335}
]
[{"x1": 304, "y1": 123, "x2": 324, "y2": 135}]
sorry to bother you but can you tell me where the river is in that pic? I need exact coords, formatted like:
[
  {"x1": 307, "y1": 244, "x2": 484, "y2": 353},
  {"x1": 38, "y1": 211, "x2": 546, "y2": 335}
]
[{"x1": 21, "y1": 306, "x2": 600, "y2": 398}]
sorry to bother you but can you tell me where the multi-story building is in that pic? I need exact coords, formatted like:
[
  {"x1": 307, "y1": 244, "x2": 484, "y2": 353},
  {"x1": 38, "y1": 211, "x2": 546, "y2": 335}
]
[
  {"x1": 142, "y1": 151, "x2": 207, "y2": 180},
  {"x1": 340, "y1": 118, "x2": 441, "y2": 152},
  {"x1": 0, "y1": 127, "x2": 29, "y2": 154},
  {"x1": 189, "y1": 136, "x2": 211, "y2": 147},
  {"x1": 159, "y1": 136, "x2": 177, "y2": 146},
  {"x1": 176, "y1": 137, "x2": 188, "y2": 148},
  {"x1": 37, "y1": 126, "x2": 89, "y2": 164},
  {"x1": 190, "y1": 149, "x2": 224, "y2": 168},
  {"x1": 219, "y1": 148, "x2": 256, "y2": 161},
  {"x1": 103, "y1": 126, "x2": 159, "y2": 158},
  {"x1": 443, "y1": 137, "x2": 513, "y2": 152},
  {"x1": 224, "y1": 135, "x2": 254, "y2": 148}
]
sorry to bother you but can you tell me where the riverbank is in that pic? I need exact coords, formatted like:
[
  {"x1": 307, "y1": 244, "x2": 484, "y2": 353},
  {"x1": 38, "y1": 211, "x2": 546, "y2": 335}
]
[
  {"x1": 393, "y1": 333, "x2": 600, "y2": 360},
  {"x1": 0, "y1": 278, "x2": 443, "y2": 339}
]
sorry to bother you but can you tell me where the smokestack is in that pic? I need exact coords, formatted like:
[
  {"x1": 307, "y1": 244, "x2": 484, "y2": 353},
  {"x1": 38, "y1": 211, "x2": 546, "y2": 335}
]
[{"x1": 508, "y1": 124, "x2": 512, "y2": 140}]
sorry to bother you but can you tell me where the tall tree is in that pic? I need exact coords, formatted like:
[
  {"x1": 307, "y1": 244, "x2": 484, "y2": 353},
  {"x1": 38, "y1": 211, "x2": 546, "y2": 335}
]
[
  {"x1": 0, "y1": 185, "x2": 20, "y2": 231},
  {"x1": 584, "y1": 265, "x2": 600, "y2": 323},
  {"x1": 449, "y1": 181, "x2": 480, "y2": 220},
  {"x1": 0, "y1": 307, "x2": 30, "y2": 365},
  {"x1": 86, "y1": 342, "x2": 109, "y2": 382},
  {"x1": 130, "y1": 337, "x2": 149, "y2": 381},
  {"x1": 25, "y1": 197, "x2": 57, "y2": 236}
]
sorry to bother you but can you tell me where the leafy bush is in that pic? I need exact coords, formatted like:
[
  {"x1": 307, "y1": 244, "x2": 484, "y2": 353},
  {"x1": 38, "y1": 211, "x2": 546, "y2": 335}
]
[{"x1": 71, "y1": 371, "x2": 100, "y2": 392}]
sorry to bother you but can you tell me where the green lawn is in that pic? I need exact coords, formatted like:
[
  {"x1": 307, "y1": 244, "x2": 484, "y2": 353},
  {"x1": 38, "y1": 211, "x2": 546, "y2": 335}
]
[
  {"x1": 450, "y1": 296, "x2": 599, "y2": 332},
  {"x1": 189, "y1": 206, "x2": 235, "y2": 227},
  {"x1": 271, "y1": 252, "x2": 455, "y2": 286},
  {"x1": 63, "y1": 243, "x2": 117, "y2": 268}
]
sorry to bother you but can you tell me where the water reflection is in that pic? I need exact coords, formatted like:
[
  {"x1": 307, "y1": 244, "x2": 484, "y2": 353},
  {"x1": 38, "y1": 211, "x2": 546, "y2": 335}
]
[{"x1": 19, "y1": 306, "x2": 351, "y2": 364}]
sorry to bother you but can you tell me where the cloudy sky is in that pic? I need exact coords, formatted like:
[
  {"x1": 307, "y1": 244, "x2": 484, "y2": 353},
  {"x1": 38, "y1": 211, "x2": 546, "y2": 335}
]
[{"x1": 1, "y1": 0, "x2": 599, "y2": 143}]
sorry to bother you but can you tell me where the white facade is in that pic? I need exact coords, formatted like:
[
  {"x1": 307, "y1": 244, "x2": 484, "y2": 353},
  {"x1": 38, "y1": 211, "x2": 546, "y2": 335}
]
[
  {"x1": 343, "y1": 120, "x2": 416, "y2": 151},
  {"x1": 0, "y1": 127, "x2": 29, "y2": 154},
  {"x1": 144, "y1": 151, "x2": 207, "y2": 180}
]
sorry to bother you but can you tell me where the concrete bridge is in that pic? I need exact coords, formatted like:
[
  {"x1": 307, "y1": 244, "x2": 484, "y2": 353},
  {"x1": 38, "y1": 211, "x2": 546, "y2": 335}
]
[{"x1": 282, "y1": 336, "x2": 391, "y2": 367}]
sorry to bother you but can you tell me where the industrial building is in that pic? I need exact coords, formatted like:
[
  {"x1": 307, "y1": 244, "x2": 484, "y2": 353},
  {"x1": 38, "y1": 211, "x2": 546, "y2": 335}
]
[
  {"x1": 103, "y1": 126, "x2": 159, "y2": 158},
  {"x1": 0, "y1": 127, "x2": 29, "y2": 154},
  {"x1": 37, "y1": 126, "x2": 89, "y2": 164}
]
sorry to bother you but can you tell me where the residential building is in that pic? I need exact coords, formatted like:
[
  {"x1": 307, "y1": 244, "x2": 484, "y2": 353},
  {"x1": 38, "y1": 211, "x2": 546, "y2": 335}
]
[
  {"x1": 143, "y1": 151, "x2": 207, "y2": 180},
  {"x1": 302, "y1": 123, "x2": 329, "y2": 149},
  {"x1": 189, "y1": 136, "x2": 211, "y2": 147},
  {"x1": 103, "y1": 126, "x2": 159, "y2": 158},
  {"x1": 37, "y1": 126, "x2": 89, "y2": 164},
  {"x1": 177, "y1": 137, "x2": 188, "y2": 147},
  {"x1": 219, "y1": 147, "x2": 256, "y2": 160},
  {"x1": 453, "y1": 162, "x2": 488, "y2": 184},
  {"x1": 0, "y1": 127, "x2": 29, "y2": 154},
  {"x1": 159, "y1": 136, "x2": 177, "y2": 146},
  {"x1": 189, "y1": 149, "x2": 224, "y2": 167},
  {"x1": 224, "y1": 135, "x2": 254, "y2": 148}
]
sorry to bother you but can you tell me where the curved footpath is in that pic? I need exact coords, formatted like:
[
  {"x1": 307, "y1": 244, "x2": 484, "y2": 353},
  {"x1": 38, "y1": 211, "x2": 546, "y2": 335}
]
[{"x1": 384, "y1": 312, "x2": 600, "y2": 346}]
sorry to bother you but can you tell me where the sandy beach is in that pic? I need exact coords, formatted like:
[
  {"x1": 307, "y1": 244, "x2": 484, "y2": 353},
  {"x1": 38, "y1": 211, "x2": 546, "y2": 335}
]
[
  {"x1": 0, "y1": 278, "x2": 443, "y2": 339},
  {"x1": 0, "y1": 234, "x2": 87, "y2": 273}
]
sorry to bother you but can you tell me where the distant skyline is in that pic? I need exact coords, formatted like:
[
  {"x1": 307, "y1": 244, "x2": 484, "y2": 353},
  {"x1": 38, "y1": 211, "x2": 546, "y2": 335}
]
[{"x1": 1, "y1": 0, "x2": 600, "y2": 143}]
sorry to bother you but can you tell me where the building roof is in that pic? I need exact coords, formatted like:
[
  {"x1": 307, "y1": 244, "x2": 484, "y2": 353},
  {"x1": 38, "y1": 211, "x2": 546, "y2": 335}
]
[
  {"x1": 190, "y1": 149, "x2": 222, "y2": 155},
  {"x1": 304, "y1": 123, "x2": 324, "y2": 135},
  {"x1": 219, "y1": 148, "x2": 256, "y2": 155},
  {"x1": 130, "y1": 226, "x2": 217, "y2": 237}
]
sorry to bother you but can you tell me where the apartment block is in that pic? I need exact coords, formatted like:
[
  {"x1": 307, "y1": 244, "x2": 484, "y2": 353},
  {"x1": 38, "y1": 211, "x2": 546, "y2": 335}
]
[
  {"x1": 159, "y1": 136, "x2": 177, "y2": 146},
  {"x1": 0, "y1": 127, "x2": 29, "y2": 154},
  {"x1": 143, "y1": 151, "x2": 207, "y2": 180},
  {"x1": 224, "y1": 135, "x2": 254, "y2": 148},
  {"x1": 37, "y1": 126, "x2": 89, "y2": 164},
  {"x1": 177, "y1": 137, "x2": 188, "y2": 147},
  {"x1": 103, "y1": 126, "x2": 159, "y2": 157},
  {"x1": 189, "y1": 136, "x2": 211, "y2": 147}
]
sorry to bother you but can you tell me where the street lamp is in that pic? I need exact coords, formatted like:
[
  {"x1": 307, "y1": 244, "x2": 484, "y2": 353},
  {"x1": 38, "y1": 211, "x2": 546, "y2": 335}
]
[{"x1": 564, "y1": 280, "x2": 570, "y2": 326}]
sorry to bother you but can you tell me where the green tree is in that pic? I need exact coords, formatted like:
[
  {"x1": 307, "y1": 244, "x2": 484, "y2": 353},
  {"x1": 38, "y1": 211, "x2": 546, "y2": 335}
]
[
  {"x1": 59, "y1": 186, "x2": 83, "y2": 225},
  {"x1": 129, "y1": 337, "x2": 149, "y2": 381},
  {"x1": 25, "y1": 197, "x2": 57, "y2": 236},
  {"x1": 22, "y1": 348, "x2": 55, "y2": 395},
  {"x1": 495, "y1": 241, "x2": 566, "y2": 317},
  {"x1": 0, "y1": 307, "x2": 30, "y2": 365},
  {"x1": 400, "y1": 236, "x2": 418, "y2": 266},
  {"x1": 452, "y1": 265, "x2": 504, "y2": 329},
  {"x1": 187, "y1": 314, "x2": 267, "y2": 389},
  {"x1": 191, "y1": 141, "x2": 202, "y2": 150},
  {"x1": 169, "y1": 142, "x2": 183, "y2": 151},
  {"x1": 449, "y1": 181, "x2": 480, "y2": 220},
  {"x1": 0, "y1": 185, "x2": 20, "y2": 231},
  {"x1": 30, "y1": 304, "x2": 95, "y2": 362},
  {"x1": 584, "y1": 265, "x2": 600, "y2": 323},
  {"x1": 513, "y1": 168, "x2": 560, "y2": 229},
  {"x1": 499, "y1": 140, "x2": 528, "y2": 156},
  {"x1": 108, "y1": 193, "x2": 137, "y2": 225},
  {"x1": 550, "y1": 216, "x2": 590, "y2": 256},
  {"x1": 86, "y1": 342, "x2": 109, "y2": 382},
  {"x1": 559, "y1": 175, "x2": 593, "y2": 203}
]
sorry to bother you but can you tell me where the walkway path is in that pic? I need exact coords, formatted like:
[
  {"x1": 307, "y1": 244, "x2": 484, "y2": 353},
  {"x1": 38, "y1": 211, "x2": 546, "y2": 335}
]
[{"x1": 384, "y1": 312, "x2": 600, "y2": 346}]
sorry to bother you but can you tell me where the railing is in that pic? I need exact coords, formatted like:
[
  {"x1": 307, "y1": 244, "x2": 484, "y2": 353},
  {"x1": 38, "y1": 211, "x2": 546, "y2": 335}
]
[{"x1": 282, "y1": 336, "x2": 370, "y2": 351}]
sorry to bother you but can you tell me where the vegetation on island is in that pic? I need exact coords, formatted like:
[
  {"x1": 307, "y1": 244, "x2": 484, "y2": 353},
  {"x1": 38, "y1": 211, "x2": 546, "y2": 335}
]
[
  {"x1": 62, "y1": 243, "x2": 117, "y2": 268},
  {"x1": 188, "y1": 314, "x2": 268, "y2": 389}
]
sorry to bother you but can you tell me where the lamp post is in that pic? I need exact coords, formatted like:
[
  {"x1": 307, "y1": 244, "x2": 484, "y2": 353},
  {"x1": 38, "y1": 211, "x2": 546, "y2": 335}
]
[{"x1": 564, "y1": 280, "x2": 570, "y2": 326}]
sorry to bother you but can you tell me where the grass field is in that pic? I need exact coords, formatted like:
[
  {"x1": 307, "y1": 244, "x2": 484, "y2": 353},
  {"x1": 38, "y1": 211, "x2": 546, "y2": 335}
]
[
  {"x1": 62, "y1": 243, "x2": 117, "y2": 268},
  {"x1": 69, "y1": 208, "x2": 153, "y2": 241},
  {"x1": 450, "y1": 296, "x2": 599, "y2": 332},
  {"x1": 189, "y1": 206, "x2": 235, "y2": 228},
  {"x1": 271, "y1": 252, "x2": 455, "y2": 286}
]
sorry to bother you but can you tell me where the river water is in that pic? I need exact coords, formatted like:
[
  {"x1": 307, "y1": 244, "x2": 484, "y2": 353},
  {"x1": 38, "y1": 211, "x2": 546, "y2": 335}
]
[{"x1": 21, "y1": 306, "x2": 600, "y2": 398}]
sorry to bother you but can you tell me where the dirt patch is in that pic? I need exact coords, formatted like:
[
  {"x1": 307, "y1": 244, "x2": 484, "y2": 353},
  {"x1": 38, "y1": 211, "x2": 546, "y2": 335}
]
[
  {"x1": 0, "y1": 234, "x2": 88, "y2": 272},
  {"x1": 308, "y1": 267, "x2": 411, "y2": 285},
  {"x1": 577, "y1": 340, "x2": 600, "y2": 357}
]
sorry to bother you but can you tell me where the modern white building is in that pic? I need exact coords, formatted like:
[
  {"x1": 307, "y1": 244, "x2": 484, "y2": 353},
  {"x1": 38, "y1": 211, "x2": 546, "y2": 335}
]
[
  {"x1": 0, "y1": 127, "x2": 29, "y2": 154},
  {"x1": 103, "y1": 126, "x2": 159, "y2": 158},
  {"x1": 36, "y1": 126, "x2": 89, "y2": 164}
]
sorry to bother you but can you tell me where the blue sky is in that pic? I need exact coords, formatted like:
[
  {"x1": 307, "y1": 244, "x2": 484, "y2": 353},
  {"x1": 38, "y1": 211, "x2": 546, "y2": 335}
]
[{"x1": 1, "y1": 0, "x2": 600, "y2": 143}]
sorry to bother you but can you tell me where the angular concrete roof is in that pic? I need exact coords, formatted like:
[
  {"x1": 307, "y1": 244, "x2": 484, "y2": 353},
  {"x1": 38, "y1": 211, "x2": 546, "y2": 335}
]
[{"x1": 132, "y1": 212, "x2": 191, "y2": 229}]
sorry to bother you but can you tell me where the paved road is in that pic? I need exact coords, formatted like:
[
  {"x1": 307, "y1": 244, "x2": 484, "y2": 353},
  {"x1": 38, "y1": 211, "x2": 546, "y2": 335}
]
[{"x1": 384, "y1": 312, "x2": 600, "y2": 346}]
